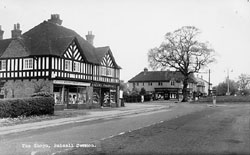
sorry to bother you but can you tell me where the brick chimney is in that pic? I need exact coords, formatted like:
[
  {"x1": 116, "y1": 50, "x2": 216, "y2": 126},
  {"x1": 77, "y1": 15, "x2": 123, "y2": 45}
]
[
  {"x1": 144, "y1": 67, "x2": 148, "y2": 75},
  {"x1": 48, "y1": 14, "x2": 62, "y2": 25},
  {"x1": 0, "y1": 25, "x2": 4, "y2": 40},
  {"x1": 85, "y1": 31, "x2": 95, "y2": 45},
  {"x1": 11, "y1": 23, "x2": 22, "y2": 38}
]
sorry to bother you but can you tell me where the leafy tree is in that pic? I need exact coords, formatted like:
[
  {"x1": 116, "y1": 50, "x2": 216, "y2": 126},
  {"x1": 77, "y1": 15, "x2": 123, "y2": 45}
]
[
  {"x1": 237, "y1": 74, "x2": 250, "y2": 95},
  {"x1": 148, "y1": 26, "x2": 216, "y2": 102},
  {"x1": 119, "y1": 81, "x2": 130, "y2": 96},
  {"x1": 140, "y1": 88, "x2": 146, "y2": 95},
  {"x1": 131, "y1": 87, "x2": 140, "y2": 95},
  {"x1": 215, "y1": 80, "x2": 239, "y2": 96}
]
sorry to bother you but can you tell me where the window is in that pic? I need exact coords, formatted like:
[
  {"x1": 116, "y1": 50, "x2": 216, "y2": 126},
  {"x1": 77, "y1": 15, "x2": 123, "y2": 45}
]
[
  {"x1": 158, "y1": 82, "x2": 163, "y2": 86},
  {"x1": 148, "y1": 82, "x2": 152, "y2": 86},
  {"x1": 171, "y1": 80, "x2": 175, "y2": 86},
  {"x1": 106, "y1": 68, "x2": 112, "y2": 76},
  {"x1": 65, "y1": 60, "x2": 72, "y2": 71},
  {"x1": 100, "y1": 66, "x2": 113, "y2": 77},
  {"x1": 0, "y1": 60, "x2": 6, "y2": 71},
  {"x1": 73, "y1": 61, "x2": 80, "y2": 72},
  {"x1": 136, "y1": 82, "x2": 139, "y2": 86},
  {"x1": 23, "y1": 58, "x2": 33, "y2": 70},
  {"x1": 100, "y1": 66, "x2": 106, "y2": 76}
]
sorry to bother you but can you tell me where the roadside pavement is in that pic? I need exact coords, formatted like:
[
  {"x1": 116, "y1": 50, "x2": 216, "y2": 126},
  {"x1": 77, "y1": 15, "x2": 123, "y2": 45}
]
[{"x1": 0, "y1": 103, "x2": 171, "y2": 136}]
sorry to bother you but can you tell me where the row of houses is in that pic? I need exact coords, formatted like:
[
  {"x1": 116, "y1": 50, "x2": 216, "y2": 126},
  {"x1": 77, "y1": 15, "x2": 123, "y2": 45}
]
[
  {"x1": 0, "y1": 14, "x2": 121, "y2": 109},
  {"x1": 127, "y1": 68, "x2": 211, "y2": 100}
]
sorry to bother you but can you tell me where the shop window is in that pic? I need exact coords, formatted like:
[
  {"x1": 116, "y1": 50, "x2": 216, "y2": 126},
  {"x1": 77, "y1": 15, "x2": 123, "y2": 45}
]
[
  {"x1": 68, "y1": 87, "x2": 87, "y2": 104},
  {"x1": 53, "y1": 86, "x2": 62, "y2": 104},
  {"x1": 77, "y1": 87, "x2": 87, "y2": 104},
  {"x1": 110, "y1": 89, "x2": 117, "y2": 104},
  {"x1": 93, "y1": 88, "x2": 101, "y2": 104},
  {"x1": 0, "y1": 60, "x2": 6, "y2": 71}
]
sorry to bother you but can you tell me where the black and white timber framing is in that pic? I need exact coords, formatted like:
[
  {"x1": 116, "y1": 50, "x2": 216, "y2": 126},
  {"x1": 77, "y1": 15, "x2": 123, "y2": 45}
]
[{"x1": 0, "y1": 40, "x2": 120, "y2": 83}]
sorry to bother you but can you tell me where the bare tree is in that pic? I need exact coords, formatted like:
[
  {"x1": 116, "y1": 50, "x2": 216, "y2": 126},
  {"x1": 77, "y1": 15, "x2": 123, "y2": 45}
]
[{"x1": 148, "y1": 26, "x2": 216, "y2": 102}]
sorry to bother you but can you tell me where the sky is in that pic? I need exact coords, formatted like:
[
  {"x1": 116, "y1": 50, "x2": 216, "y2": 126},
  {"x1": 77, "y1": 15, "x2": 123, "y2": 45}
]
[{"x1": 0, "y1": 0, "x2": 250, "y2": 86}]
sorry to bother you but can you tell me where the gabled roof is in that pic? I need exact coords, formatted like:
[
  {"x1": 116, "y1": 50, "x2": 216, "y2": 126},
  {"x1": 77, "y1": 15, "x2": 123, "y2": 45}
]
[
  {"x1": 128, "y1": 70, "x2": 197, "y2": 83},
  {"x1": 94, "y1": 46, "x2": 121, "y2": 69}
]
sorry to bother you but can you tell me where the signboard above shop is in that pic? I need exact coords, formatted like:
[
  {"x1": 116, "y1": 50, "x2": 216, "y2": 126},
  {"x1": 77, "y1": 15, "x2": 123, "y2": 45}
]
[
  {"x1": 53, "y1": 80, "x2": 91, "y2": 87},
  {"x1": 92, "y1": 82, "x2": 117, "y2": 88}
]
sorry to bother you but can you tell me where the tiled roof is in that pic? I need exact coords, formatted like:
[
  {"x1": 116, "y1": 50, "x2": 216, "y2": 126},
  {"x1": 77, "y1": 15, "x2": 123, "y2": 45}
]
[
  {"x1": 128, "y1": 70, "x2": 197, "y2": 83},
  {"x1": 0, "y1": 20, "x2": 120, "y2": 68},
  {"x1": 22, "y1": 21, "x2": 99, "y2": 63},
  {"x1": 0, "y1": 39, "x2": 13, "y2": 56}
]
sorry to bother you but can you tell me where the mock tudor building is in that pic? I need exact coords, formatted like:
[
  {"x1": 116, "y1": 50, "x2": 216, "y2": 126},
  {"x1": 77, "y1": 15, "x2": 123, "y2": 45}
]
[
  {"x1": 128, "y1": 68, "x2": 197, "y2": 100},
  {"x1": 0, "y1": 14, "x2": 121, "y2": 109}
]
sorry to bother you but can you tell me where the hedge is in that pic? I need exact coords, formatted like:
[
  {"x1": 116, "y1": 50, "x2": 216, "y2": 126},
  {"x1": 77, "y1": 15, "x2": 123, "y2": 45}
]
[
  {"x1": 0, "y1": 97, "x2": 55, "y2": 118},
  {"x1": 194, "y1": 95, "x2": 250, "y2": 103}
]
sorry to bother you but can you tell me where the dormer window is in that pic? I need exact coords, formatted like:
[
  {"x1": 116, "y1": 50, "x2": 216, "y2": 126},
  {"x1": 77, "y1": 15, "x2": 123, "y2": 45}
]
[
  {"x1": 23, "y1": 58, "x2": 33, "y2": 70},
  {"x1": 0, "y1": 60, "x2": 6, "y2": 71}
]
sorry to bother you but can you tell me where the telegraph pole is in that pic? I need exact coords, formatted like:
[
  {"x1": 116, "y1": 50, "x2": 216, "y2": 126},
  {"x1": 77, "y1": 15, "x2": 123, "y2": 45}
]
[{"x1": 208, "y1": 69, "x2": 211, "y2": 96}]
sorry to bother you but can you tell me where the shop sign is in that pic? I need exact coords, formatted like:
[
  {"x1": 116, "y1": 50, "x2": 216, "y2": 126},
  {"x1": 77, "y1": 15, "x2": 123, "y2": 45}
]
[
  {"x1": 92, "y1": 82, "x2": 116, "y2": 88},
  {"x1": 53, "y1": 80, "x2": 91, "y2": 86}
]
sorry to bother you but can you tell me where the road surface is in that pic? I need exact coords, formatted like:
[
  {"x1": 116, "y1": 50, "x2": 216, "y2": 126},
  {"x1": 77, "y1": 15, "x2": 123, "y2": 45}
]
[
  {"x1": 65, "y1": 104, "x2": 250, "y2": 155},
  {"x1": 0, "y1": 103, "x2": 205, "y2": 155}
]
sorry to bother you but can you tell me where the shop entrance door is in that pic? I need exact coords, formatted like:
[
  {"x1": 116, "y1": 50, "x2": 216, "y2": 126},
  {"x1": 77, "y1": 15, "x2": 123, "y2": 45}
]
[{"x1": 101, "y1": 88, "x2": 110, "y2": 107}]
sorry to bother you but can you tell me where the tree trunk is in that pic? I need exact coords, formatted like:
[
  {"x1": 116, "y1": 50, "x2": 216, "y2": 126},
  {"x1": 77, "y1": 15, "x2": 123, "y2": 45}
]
[{"x1": 182, "y1": 77, "x2": 189, "y2": 102}]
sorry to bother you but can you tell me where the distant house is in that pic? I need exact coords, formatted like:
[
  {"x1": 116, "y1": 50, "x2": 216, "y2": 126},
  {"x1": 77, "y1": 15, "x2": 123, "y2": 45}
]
[
  {"x1": 196, "y1": 75, "x2": 212, "y2": 96},
  {"x1": 0, "y1": 14, "x2": 121, "y2": 109},
  {"x1": 128, "y1": 68, "x2": 197, "y2": 100}
]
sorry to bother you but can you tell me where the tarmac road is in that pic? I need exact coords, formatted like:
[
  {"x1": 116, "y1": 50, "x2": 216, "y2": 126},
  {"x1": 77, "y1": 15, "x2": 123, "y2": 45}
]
[
  {"x1": 66, "y1": 104, "x2": 250, "y2": 155},
  {"x1": 0, "y1": 103, "x2": 207, "y2": 155}
]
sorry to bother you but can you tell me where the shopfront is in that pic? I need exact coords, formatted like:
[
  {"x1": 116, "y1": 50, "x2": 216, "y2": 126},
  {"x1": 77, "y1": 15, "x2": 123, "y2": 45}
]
[
  {"x1": 154, "y1": 88, "x2": 181, "y2": 100},
  {"x1": 53, "y1": 80, "x2": 91, "y2": 109},
  {"x1": 92, "y1": 82, "x2": 118, "y2": 107}
]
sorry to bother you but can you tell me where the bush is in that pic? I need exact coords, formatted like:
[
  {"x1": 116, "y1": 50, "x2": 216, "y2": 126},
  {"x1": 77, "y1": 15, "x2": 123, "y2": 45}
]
[
  {"x1": 0, "y1": 97, "x2": 54, "y2": 118},
  {"x1": 31, "y1": 92, "x2": 53, "y2": 97}
]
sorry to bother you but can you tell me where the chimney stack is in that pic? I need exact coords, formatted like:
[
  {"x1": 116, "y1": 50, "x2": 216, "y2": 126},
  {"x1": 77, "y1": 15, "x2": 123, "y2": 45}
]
[
  {"x1": 0, "y1": 25, "x2": 4, "y2": 40},
  {"x1": 86, "y1": 31, "x2": 95, "y2": 45},
  {"x1": 48, "y1": 14, "x2": 63, "y2": 25},
  {"x1": 144, "y1": 67, "x2": 148, "y2": 75},
  {"x1": 11, "y1": 23, "x2": 22, "y2": 38}
]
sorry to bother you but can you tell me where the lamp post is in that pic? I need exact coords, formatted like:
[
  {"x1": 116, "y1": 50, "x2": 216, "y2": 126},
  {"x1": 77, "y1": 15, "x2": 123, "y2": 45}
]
[{"x1": 225, "y1": 69, "x2": 233, "y2": 96}]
